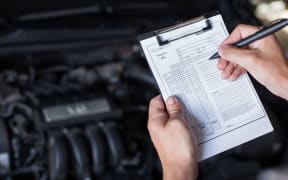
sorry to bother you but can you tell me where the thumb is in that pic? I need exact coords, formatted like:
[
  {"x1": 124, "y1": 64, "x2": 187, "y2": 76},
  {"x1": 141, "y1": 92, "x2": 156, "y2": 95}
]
[
  {"x1": 165, "y1": 96, "x2": 184, "y2": 120},
  {"x1": 218, "y1": 45, "x2": 258, "y2": 70}
]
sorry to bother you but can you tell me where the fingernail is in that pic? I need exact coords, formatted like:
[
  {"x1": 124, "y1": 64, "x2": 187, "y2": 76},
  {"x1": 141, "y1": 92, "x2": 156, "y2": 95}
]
[{"x1": 166, "y1": 96, "x2": 177, "y2": 105}]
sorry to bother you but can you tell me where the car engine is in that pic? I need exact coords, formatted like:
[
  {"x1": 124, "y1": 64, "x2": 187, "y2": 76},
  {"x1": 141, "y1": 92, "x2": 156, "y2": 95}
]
[{"x1": 0, "y1": 45, "x2": 161, "y2": 179}]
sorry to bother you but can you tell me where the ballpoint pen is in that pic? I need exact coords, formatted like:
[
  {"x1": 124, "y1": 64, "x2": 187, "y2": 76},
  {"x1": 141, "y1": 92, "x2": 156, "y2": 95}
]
[{"x1": 209, "y1": 18, "x2": 288, "y2": 60}]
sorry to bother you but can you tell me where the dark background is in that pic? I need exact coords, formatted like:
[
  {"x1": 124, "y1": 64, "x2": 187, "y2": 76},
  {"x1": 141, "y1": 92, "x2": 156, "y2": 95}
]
[{"x1": 0, "y1": 0, "x2": 288, "y2": 180}]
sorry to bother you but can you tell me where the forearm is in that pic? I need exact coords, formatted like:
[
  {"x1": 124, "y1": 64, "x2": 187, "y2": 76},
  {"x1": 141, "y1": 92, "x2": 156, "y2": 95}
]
[
  {"x1": 162, "y1": 161, "x2": 198, "y2": 180},
  {"x1": 272, "y1": 72, "x2": 288, "y2": 101}
]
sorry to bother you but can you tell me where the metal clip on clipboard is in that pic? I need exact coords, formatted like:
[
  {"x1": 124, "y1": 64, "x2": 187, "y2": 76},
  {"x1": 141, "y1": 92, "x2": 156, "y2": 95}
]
[{"x1": 155, "y1": 15, "x2": 212, "y2": 46}]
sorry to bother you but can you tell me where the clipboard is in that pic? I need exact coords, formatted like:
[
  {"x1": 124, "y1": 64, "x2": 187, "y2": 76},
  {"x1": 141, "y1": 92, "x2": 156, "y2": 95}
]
[
  {"x1": 137, "y1": 11, "x2": 220, "y2": 101},
  {"x1": 138, "y1": 11, "x2": 274, "y2": 161},
  {"x1": 138, "y1": 11, "x2": 218, "y2": 46}
]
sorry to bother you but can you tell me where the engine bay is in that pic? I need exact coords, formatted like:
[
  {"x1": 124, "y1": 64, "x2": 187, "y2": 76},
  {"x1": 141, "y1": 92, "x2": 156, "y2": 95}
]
[{"x1": 0, "y1": 44, "x2": 162, "y2": 179}]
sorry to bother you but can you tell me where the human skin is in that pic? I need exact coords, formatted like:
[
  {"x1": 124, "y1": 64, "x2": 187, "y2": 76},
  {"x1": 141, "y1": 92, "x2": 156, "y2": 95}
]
[
  {"x1": 217, "y1": 24, "x2": 288, "y2": 100},
  {"x1": 147, "y1": 24, "x2": 288, "y2": 180},
  {"x1": 148, "y1": 95, "x2": 198, "y2": 180}
]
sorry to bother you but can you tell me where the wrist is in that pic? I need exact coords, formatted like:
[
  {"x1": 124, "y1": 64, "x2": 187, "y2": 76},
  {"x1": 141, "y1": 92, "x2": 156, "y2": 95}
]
[
  {"x1": 278, "y1": 72, "x2": 288, "y2": 101},
  {"x1": 162, "y1": 160, "x2": 198, "y2": 180}
]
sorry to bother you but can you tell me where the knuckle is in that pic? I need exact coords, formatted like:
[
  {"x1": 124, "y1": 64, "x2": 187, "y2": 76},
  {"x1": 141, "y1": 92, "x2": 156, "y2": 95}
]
[
  {"x1": 169, "y1": 108, "x2": 184, "y2": 118},
  {"x1": 169, "y1": 109, "x2": 181, "y2": 114},
  {"x1": 167, "y1": 104, "x2": 183, "y2": 113}
]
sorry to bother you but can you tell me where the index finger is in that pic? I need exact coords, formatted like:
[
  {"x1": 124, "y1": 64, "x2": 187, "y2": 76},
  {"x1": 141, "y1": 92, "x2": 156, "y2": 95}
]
[{"x1": 221, "y1": 24, "x2": 259, "y2": 45}]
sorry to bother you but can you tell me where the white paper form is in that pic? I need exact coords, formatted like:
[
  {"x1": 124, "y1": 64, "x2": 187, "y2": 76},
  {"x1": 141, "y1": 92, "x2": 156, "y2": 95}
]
[{"x1": 139, "y1": 14, "x2": 274, "y2": 161}]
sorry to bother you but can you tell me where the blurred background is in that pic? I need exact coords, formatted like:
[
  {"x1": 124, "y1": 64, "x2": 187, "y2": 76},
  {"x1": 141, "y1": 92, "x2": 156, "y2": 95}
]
[{"x1": 0, "y1": 0, "x2": 288, "y2": 179}]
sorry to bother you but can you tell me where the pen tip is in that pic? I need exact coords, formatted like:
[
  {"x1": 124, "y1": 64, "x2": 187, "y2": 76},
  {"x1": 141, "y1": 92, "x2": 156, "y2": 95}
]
[{"x1": 209, "y1": 53, "x2": 220, "y2": 60}]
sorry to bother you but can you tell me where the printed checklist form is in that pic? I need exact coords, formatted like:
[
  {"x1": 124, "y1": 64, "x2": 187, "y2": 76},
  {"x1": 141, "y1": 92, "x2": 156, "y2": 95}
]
[{"x1": 138, "y1": 13, "x2": 273, "y2": 161}]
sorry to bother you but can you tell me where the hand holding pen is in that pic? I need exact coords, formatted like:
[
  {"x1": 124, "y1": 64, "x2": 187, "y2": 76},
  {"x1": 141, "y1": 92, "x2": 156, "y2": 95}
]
[
  {"x1": 215, "y1": 23, "x2": 288, "y2": 100},
  {"x1": 210, "y1": 19, "x2": 288, "y2": 60}
]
